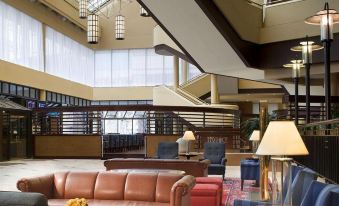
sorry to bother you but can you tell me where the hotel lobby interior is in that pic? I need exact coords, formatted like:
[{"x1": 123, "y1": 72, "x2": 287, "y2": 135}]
[{"x1": 0, "y1": 0, "x2": 339, "y2": 205}]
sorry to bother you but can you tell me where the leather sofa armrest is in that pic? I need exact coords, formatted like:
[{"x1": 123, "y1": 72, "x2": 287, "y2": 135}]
[
  {"x1": 17, "y1": 174, "x2": 54, "y2": 199},
  {"x1": 170, "y1": 175, "x2": 196, "y2": 206}
]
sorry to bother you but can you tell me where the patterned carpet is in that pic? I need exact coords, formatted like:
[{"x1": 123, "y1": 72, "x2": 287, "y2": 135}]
[{"x1": 223, "y1": 178, "x2": 261, "y2": 206}]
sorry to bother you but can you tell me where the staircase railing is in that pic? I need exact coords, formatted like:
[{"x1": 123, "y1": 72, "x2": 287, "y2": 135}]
[
  {"x1": 297, "y1": 119, "x2": 339, "y2": 183},
  {"x1": 176, "y1": 87, "x2": 209, "y2": 105}
]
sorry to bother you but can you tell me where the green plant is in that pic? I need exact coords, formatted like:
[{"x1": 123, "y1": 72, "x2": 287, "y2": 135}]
[
  {"x1": 241, "y1": 117, "x2": 259, "y2": 139},
  {"x1": 241, "y1": 112, "x2": 278, "y2": 139}
]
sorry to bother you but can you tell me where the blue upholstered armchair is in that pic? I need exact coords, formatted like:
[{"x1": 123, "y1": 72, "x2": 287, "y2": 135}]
[
  {"x1": 203, "y1": 142, "x2": 226, "y2": 179},
  {"x1": 240, "y1": 159, "x2": 260, "y2": 190},
  {"x1": 234, "y1": 165, "x2": 318, "y2": 206},
  {"x1": 156, "y1": 142, "x2": 178, "y2": 159}
]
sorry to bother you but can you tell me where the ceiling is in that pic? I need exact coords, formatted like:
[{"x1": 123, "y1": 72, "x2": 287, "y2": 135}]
[{"x1": 38, "y1": 0, "x2": 156, "y2": 49}]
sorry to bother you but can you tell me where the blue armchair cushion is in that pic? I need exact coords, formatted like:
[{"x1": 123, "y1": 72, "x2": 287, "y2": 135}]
[
  {"x1": 284, "y1": 168, "x2": 317, "y2": 206},
  {"x1": 157, "y1": 142, "x2": 178, "y2": 159},
  {"x1": 208, "y1": 164, "x2": 225, "y2": 174},
  {"x1": 203, "y1": 142, "x2": 225, "y2": 164},
  {"x1": 240, "y1": 159, "x2": 260, "y2": 181},
  {"x1": 315, "y1": 185, "x2": 339, "y2": 206}
]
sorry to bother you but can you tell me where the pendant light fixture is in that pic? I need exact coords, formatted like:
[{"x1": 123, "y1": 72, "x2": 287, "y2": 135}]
[
  {"x1": 115, "y1": 0, "x2": 125, "y2": 40},
  {"x1": 79, "y1": 0, "x2": 88, "y2": 19},
  {"x1": 140, "y1": 6, "x2": 150, "y2": 17},
  {"x1": 87, "y1": 13, "x2": 99, "y2": 44}
]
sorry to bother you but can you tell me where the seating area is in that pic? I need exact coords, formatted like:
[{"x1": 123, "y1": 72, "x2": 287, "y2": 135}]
[{"x1": 2, "y1": 0, "x2": 339, "y2": 206}]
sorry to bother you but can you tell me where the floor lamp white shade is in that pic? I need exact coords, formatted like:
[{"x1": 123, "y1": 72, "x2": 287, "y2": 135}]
[{"x1": 256, "y1": 121, "x2": 308, "y2": 156}]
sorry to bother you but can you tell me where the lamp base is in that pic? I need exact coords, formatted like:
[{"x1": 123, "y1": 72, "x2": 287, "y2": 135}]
[{"x1": 271, "y1": 157, "x2": 293, "y2": 206}]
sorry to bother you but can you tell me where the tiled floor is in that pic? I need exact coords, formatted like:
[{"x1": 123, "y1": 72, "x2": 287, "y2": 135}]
[{"x1": 0, "y1": 159, "x2": 240, "y2": 191}]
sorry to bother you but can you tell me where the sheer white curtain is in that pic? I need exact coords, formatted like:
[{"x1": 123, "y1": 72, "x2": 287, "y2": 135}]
[
  {"x1": 45, "y1": 27, "x2": 94, "y2": 86},
  {"x1": 129, "y1": 49, "x2": 146, "y2": 86},
  {"x1": 111, "y1": 50, "x2": 129, "y2": 87},
  {"x1": 146, "y1": 49, "x2": 163, "y2": 86},
  {"x1": 0, "y1": 1, "x2": 43, "y2": 71},
  {"x1": 95, "y1": 51, "x2": 111, "y2": 87}
]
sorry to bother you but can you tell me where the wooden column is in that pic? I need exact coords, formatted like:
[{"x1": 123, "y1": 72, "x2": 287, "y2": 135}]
[{"x1": 259, "y1": 101, "x2": 270, "y2": 201}]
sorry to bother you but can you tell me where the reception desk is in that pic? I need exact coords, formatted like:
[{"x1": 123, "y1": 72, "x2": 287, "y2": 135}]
[{"x1": 34, "y1": 135, "x2": 102, "y2": 158}]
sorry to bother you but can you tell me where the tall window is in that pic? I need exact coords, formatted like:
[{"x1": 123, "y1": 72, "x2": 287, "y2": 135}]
[
  {"x1": 94, "y1": 49, "x2": 175, "y2": 87},
  {"x1": 45, "y1": 27, "x2": 94, "y2": 86},
  {"x1": 0, "y1": 1, "x2": 44, "y2": 71}
]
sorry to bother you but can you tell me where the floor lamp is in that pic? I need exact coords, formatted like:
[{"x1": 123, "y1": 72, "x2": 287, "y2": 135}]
[
  {"x1": 291, "y1": 38, "x2": 323, "y2": 124},
  {"x1": 283, "y1": 60, "x2": 304, "y2": 125},
  {"x1": 305, "y1": 2, "x2": 339, "y2": 120},
  {"x1": 256, "y1": 121, "x2": 309, "y2": 206}
]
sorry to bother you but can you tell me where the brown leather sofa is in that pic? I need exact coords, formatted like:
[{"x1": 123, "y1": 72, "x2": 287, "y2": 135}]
[
  {"x1": 17, "y1": 171, "x2": 195, "y2": 206},
  {"x1": 104, "y1": 158, "x2": 210, "y2": 177}
]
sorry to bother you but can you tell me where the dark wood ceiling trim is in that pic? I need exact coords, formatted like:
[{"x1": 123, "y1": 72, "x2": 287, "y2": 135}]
[
  {"x1": 195, "y1": 0, "x2": 339, "y2": 69},
  {"x1": 238, "y1": 88, "x2": 285, "y2": 94},
  {"x1": 154, "y1": 44, "x2": 193, "y2": 64},
  {"x1": 194, "y1": 0, "x2": 260, "y2": 68},
  {"x1": 136, "y1": 0, "x2": 205, "y2": 73}
]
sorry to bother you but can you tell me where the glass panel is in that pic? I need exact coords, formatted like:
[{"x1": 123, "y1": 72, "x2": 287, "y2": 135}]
[
  {"x1": 2, "y1": 83, "x2": 9, "y2": 94},
  {"x1": 9, "y1": 84, "x2": 16, "y2": 95},
  {"x1": 24, "y1": 87, "x2": 29, "y2": 98},
  {"x1": 17, "y1": 86, "x2": 23, "y2": 97}
]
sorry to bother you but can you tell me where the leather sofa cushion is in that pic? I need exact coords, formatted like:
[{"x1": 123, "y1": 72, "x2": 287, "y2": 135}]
[
  {"x1": 94, "y1": 172, "x2": 128, "y2": 200},
  {"x1": 191, "y1": 184, "x2": 219, "y2": 196},
  {"x1": 48, "y1": 199, "x2": 170, "y2": 206},
  {"x1": 64, "y1": 172, "x2": 98, "y2": 199},
  {"x1": 124, "y1": 173, "x2": 158, "y2": 202},
  {"x1": 53, "y1": 172, "x2": 68, "y2": 198},
  {"x1": 155, "y1": 173, "x2": 183, "y2": 203}
]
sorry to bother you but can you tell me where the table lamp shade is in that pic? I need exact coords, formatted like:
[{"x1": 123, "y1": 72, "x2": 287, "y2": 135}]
[
  {"x1": 183, "y1": 131, "x2": 196, "y2": 141},
  {"x1": 249, "y1": 130, "x2": 260, "y2": 141},
  {"x1": 256, "y1": 121, "x2": 308, "y2": 156}
]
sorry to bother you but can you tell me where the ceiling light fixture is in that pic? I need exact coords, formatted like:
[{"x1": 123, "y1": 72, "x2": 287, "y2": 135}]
[
  {"x1": 115, "y1": 0, "x2": 125, "y2": 40},
  {"x1": 79, "y1": 0, "x2": 88, "y2": 19},
  {"x1": 87, "y1": 13, "x2": 99, "y2": 44},
  {"x1": 140, "y1": 6, "x2": 150, "y2": 17}
]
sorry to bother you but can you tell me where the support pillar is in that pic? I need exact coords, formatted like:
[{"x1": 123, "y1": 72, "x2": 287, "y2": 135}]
[
  {"x1": 305, "y1": 63, "x2": 311, "y2": 123},
  {"x1": 181, "y1": 60, "x2": 188, "y2": 84},
  {"x1": 294, "y1": 77, "x2": 299, "y2": 125},
  {"x1": 323, "y1": 40, "x2": 331, "y2": 120},
  {"x1": 173, "y1": 56, "x2": 179, "y2": 90},
  {"x1": 259, "y1": 100, "x2": 270, "y2": 201},
  {"x1": 211, "y1": 74, "x2": 219, "y2": 104},
  {"x1": 39, "y1": 90, "x2": 46, "y2": 102}
]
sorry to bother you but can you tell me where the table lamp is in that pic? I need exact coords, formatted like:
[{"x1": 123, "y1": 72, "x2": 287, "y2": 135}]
[
  {"x1": 256, "y1": 121, "x2": 309, "y2": 205},
  {"x1": 183, "y1": 131, "x2": 196, "y2": 154},
  {"x1": 249, "y1": 130, "x2": 260, "y2": 152}
]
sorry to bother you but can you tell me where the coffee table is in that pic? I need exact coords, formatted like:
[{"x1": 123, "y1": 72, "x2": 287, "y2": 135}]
[
  {"x1": 111, "y1": 168, "x2": 186, "y2": 175},
  {"x1": 179, "y1": 152, "x2": 201, "y2": 160}
]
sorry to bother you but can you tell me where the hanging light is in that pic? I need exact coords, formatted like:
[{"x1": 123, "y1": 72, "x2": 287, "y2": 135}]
[
  {"x1": 79, "y1": 0, "x2": 88, "y2": 19},
  {"x1": 305, "y1": 3, "x2": 339, "y2": 41},
  {"x1": 87, "y1": 13, "x2": 99, "y2": 44},
  {"x1": 140, "y1": 6, "x2": 150, "y2": 17},
  {"x1": 115, "y1": 0, "x2": 125, "y2": 40},
  {"x1": 283, "y1": 60, "x2": 304, "y2": 78}
]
